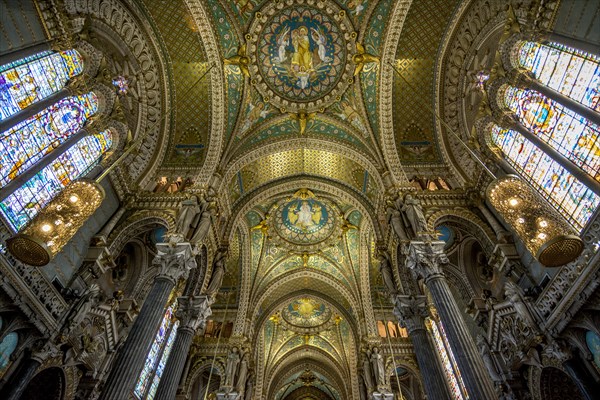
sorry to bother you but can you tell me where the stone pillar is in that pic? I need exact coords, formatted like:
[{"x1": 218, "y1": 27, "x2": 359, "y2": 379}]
[
  {"x1": 406, "y1": 241, "x2": 496, "y2": 399},
  {"x1": 393, "y1": 295, "x2": 452, "y2": 399},
  {"x1": 154, "y1": 295, "x2": 212, "y2": 400},
  {"x1": 99, "y1": 241, "x2": 195, "y2": 400}
]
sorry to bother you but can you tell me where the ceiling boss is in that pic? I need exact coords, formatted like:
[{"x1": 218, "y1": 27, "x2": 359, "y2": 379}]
[{"x1": 246, "y1": 0, "x2": 358, "y2": 114}]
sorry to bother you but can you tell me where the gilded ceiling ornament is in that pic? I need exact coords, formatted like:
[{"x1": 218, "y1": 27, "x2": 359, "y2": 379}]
[
  {"x1": 246, "y1": 0, "x2": 356, "y2": 113},
  {"x1": 224, "y1": 43, "x2": 251, "y2": 77},
  {"x1": 290, "y1": 110, "x2": 316, "y2": 134},
  {"x1": 352, "y1": 42, "x2": 379, "y2": 76}
]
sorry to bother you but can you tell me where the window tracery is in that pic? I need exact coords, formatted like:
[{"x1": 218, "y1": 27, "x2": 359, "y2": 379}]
[
  {"x1": 490, "y1": 41, "x2": 600, "y2": 232},
  {"x1": 0, "y1": 129, "x2": 112, "y2": 231},
  {"x1": 0, "y1": 92, "x2": 99, "y2": 186},
  {"x1": 0, "y1": 50, "x2": 84, "y2": 120},
  {"x1": 516, "y1": 41, "x2": 599, "y2": 111}
]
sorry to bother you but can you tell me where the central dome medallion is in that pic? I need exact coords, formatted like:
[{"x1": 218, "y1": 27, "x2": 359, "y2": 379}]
[{"x1": 248, "y1": 0, "x2": 356, "y2": 113}]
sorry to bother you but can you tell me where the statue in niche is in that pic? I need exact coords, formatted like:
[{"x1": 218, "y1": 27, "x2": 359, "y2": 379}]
[
  {"x1": 244, "y1": 375, "x2": 254, "y2": 400},
  {"x1": 235, "y1": 350, "x2": 249, "y2": 393},
  {"x1": 401, "y1": 194, "x2": 428, "y2": 237},
  {"x1": 477, "y1": 334, "x2": 502, "y2": 383},
  {"x1": 378, "y1": 250, "x2": 398, "y2": 295},
  {"x1": 175, "y1": 196, "x2": 201, "y2": 237},
  {"x1": 476, "y1": 251, "x2": 494, "y2": 282},
  {"x1": 370, "y1": 346, "x2": 386, "y2": 387},
  {"x1": 504, "y1": 281, "x2": 540, "y2": 333},
  {"x1": 225, "y1": 346, "x2": 241, "y2": 387},
  {"x1": 205, "y1": 250, "x2": 227, "y2": 296},
  {"x1": 190, "y1": 194, "x2": 217, "y2": 244},
  {"x1": 386, "y1": 197, "x2": 410, "y2": 241},
  {"x1": 60, "y1": 284, "x2": 102, "y2": 335},
  {"x1": 362, "y1": 351, "x2": 375, "y2": 391}
]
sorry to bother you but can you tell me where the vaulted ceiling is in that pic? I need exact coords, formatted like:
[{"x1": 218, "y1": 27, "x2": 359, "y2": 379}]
[{"x1": 122, "y1": 0, "x2": 512, "y2": 397}]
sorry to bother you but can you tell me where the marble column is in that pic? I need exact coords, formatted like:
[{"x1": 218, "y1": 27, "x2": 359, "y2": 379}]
[
  {"x1": 407, "y1": 241, "x2": 496, "y2": 399},
  {"x1": 154, "y1": 295, "x2": 212, "y2": 400},
  {"x1": 99, "y1": 241, "x2": 195, "y2": 400},
  {"x1": 394, "y1": 295, "x2": 452, "y2": 400}
]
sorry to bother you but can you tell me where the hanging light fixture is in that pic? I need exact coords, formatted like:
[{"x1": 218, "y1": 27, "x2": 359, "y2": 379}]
[
  {"x1": 7, "y1": 180, "x2": 104, "y2": 266},
  {"x1": 487, "y1": 175, "x2": 583, "y2": 267}
]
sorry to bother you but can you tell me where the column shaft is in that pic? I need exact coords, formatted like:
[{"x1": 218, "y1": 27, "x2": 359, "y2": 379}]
[
  {"x1": 99, "y1": 278, "x2": 174, "y2": 400},
  {"x1": 411, "y1": 327, "x2": 452, "y2": 399},
  {"x1": 154, "y1": 327, "x2": 195, "y2": 400},
  {"x1": 427, "y1": 276, "x2": 496, "y2": 399},
  {"x1": 3, "y1": 358, "x2": 41, "y2": 400}
]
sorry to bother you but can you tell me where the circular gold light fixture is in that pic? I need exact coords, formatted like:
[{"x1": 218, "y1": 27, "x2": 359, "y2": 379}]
[
  {"x1": 487, "y1": 175, "x2": 583, "y2": 267},
  {"x1": 7, "y1": 180, "x2": 104, "y2": 266}
]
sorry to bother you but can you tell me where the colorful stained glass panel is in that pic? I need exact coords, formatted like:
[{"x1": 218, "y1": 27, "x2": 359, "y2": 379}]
[
  {"x1": 430, "y1": 320, "x2": 467, "y2": 400},
  {"x1": 504, "y1": 86, "x2": 600, "y2": 183},
  {"x1": 0, "y1": 50, "x2": 84, "y2": 120},
  {"x1": 518, "y1": 41, "x2": 600, "y2": 111},
  {"x1": 492, "y1": 126, "x2": 599, "y2": 231},
  {"x1": 0, "y1": 92, "x2": 99, "y2": 186},
  {"x1": 147, "y1": 321, "x2": 179, "y2": 400},
  {"x1": 134, "y1": 301, "x2": 178, "y2": 399},
  {"x1": 0, "y1": 130, "x2": 112, "y2": 231}
]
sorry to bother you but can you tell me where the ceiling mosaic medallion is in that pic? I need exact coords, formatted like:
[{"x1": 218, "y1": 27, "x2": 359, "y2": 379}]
[
  {"x1": 248, "y1": 0, "x2": 356, "y2": 113},
  {"x1": 282, "y1": 297, "x2": 332, "y2": 328},
  {"x1": 273, "y1": 189, "x2": 337, "y2": 246}
]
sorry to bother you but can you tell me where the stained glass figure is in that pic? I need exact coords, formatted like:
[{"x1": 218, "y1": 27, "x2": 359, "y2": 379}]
[
  {"x1": 0, "y1": 92, "x2": 99, "y2": 186},
  {"x1": 0, "y1": 50, "x2": 84, "y2": 120},
  {"x1": 517, "y1": 41, "x2": 600, "y2": 111},
  {"x1": 429, "y1": 319, "x2": 468, "y2": 400},
  {"x1": 491, "y1": 125, "x2": 599, "y2": 231},
  {"x1": 504, "y1": 86, "x2": 600, "y2": 183},
  {"x1": 112, "y1": 76, "x2": 130, "y2": 95},
  {"x1": 0, "y1": 130, "x2": 112, "y2": 231},
  {"x1": 134, "y1": 301, "x2": 179, "y2": 399}
]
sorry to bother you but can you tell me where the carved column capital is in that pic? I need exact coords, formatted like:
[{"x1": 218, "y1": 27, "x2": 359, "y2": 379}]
[
  {"x1": 406, "y1": 241, "x2": 448, "y2": 282},
  {"x1": 154, "y1": 242, "x2": 196, "y2": 285},
  {"x1": 175, "y1": 295, "x2": 212, "y2": 332},
  {"x1": 393, "y1": 295, "x2": 428, "y2": 334}
]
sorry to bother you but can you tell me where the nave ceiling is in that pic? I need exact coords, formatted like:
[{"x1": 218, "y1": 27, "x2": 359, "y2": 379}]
[{"x1": 59, "y1": 0, "x2": 552, "y2": 397}]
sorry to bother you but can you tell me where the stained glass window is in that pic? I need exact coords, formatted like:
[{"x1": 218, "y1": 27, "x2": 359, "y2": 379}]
[
  {"x1": 429, "y1": 319, "x2": 468, "y2": 400},
  {"x1": 0, "y1": 50, "x2": 84, "y2": 120},
  {"x1": 134, "y1": 301, "x2": 179, "y2": 400},
  {"x1": 0, "y1": 328, "x2": 18, "y2": 378},
  {"x1": 0, "y1": 92, "x2": 99, "y2": 186},
  {"x1": 517, "y1": 41, "x2": 600, "y2": 111},
  {"x1": 503, "y1": 86, "x2": 600, "y2": 182},
  {"x1": 0, "y1": 129, "x2": 112, "y2": 231},
  {"x1": 491, "y1": 125, "x2": 599, "y2": 231}
]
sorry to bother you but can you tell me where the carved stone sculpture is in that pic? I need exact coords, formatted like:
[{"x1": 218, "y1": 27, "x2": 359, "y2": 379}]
[
  {"x1": 378, "y1": 250, "x2": 397, "y2": 295},
  {"x1": 401, "y1": 194, "x2": 428, "y2": 237},
  {"x1": 205, "y1": 250, "x2": 227, "y2": 296},
  {"x1": 225, "y1": 346, "x2": 241, "y2": 387},
  {"x1": 175, "y1": 196, "x2": 201, "y2": 237},
  {"x1": 386, "y1": 199, "x2": 409, "y2": 241},
  {"x1": 236, "y1": 351, "x2": 249, "y2": 392},
  {"x1": 362, "y1": 352, "x2": 375, "y2": 391},
  {"x1": 504, "y1": 281, "x2": 539, "y2": 333},
  {"x1": 477, "y1": 334, "x2": 502, "y2": 382},
  {"x1": 370, "y1": 346, "x2": 385, "y2": 387},
  {"x1": 190, "y1": 196, "x2": 217, "y2": 244}
]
